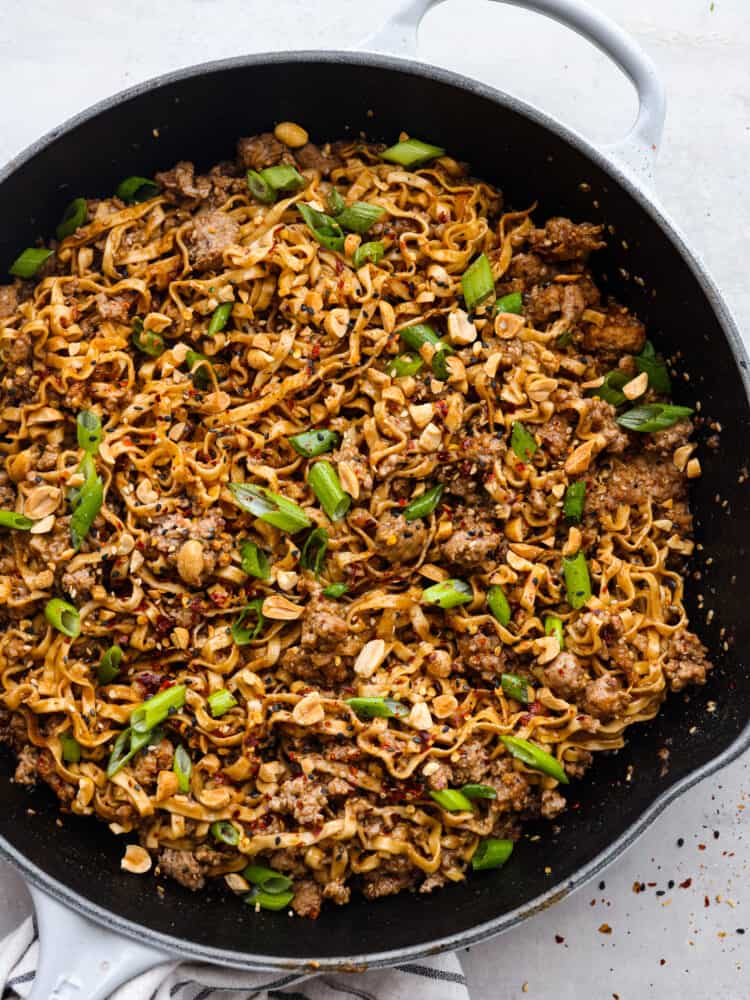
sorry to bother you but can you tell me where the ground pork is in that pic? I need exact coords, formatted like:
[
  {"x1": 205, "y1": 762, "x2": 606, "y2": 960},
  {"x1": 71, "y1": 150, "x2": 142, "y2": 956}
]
[
  {"x1": 456, "y1": 627, "x2": 511, "y2": 679},
  {"x1": 330, "y1": 436, "x2": 374, "y2": 499},
  {"x1": 361, "y1": 855, "x2": 418, "y2": 900},
  {"x1": 94, "y1": 293, "x2": 133, "y2": 322},
  {"x1": 542, "y1": 651, "x2": 588, "y2": 700},
  {"x1": 270, "y1": 775, "x2": 327, "y2": 827},
  {"x1": 13, "y1": 745, "x2": 39, "y2": 785},
  {"x1": 236, "y1": 133, "x2": 289, "y2": 171},
  {"x1": 436, "y1": 431, "x2": 505, "y2": 504},
  {"x1": 37, "y1": 749, "x2": 75, "y2": 804},
  {"x1": 301, "y1": 595, "x2": 348, "y2": 651},
  {"x1": 661, "y1": 630, "x2": 712, "y2": 691},
  {"x1": 586, "y1": 398, "x2": 630, "y2": 454},
  {"x1": 642, "y1": 418, "x2": 693, "y2": 456},
  {"x1": 450, "y1": 738, "x2": 490, "y2": 785},
  {"x1": 156, "y1": 160, "x2": 212, "y2": 202},
  {"x1": 425, "y1": 761, "x2": 454, "y2": 791},
  {"x1": 527, "y1": 217, "x2": 606, "y2": 261},
  {"x1": 540, "y1": 788, "x2": 567, "y2": 819},
  {"x1": 374, "y1": 512, "x2": 426, "y2": 563},
  {"x1": 440, "y1": 509, "x2": 503, "y2": 569},
  {"x1": 583, "y1": 307, "x2": 646, "y2": 354},
  {"x1": 158, "y1": 848, "x2": 205, "y2": 890},
  {"x1": 322, "y1": 879, "x2": 350, "y2": 906},
  {"x1": 187, "y1": 211, "x2": 240, "y2": 272},
  {"x1": 583, "y1": 675, "x2": 630, "y2": 720},
  {"x1": 3, "y1": 330, "x2": 32, "y2": 365},
  {"x1": 537, "y1": 413, "x2": 573, "y2": 459},
  {"x1": 144, "y1": 511, "x2": 226, "y2": 582},
  {"x1": 586, "y1": 454, "x2": 686, "y2": 517},
  {"x1": 0, "y1": 285, "x2": 18, "y2": 318},
  {"x1": 525, "y1": 281, "x2": 588, "y2": 328},
  {"x1": 294, "y1": 143, "x2": 342, "y2": 177},
  {"x1": 292, "y1": 879, "x2": 323, "y2": 918},
  {"x1": 61, "y1": 565, "x2": 97, "y2": 600},
  {"x1": 130, "y1": 738, "x2": 174, "y2": 789}
]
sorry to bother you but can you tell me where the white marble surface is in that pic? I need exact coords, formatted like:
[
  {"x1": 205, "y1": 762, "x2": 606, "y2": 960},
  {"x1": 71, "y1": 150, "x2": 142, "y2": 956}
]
[{"x1": 1, "y1": 1, "x2": 749, "y2": 997}]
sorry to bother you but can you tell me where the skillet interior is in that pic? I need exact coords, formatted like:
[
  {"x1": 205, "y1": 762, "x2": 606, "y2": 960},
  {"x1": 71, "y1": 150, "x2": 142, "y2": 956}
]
[{"x1": 1, "y1": 54, "x2": 748, "y2": 966}]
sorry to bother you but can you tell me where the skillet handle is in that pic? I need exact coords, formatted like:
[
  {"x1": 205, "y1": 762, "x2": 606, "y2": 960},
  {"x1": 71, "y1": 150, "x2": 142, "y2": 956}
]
[
  {"x1": 361, "y1": 0, "x2": 666, "y2": 188},
  {"x1": 27, "y1": 883, "x2": 172, "y2": 1000}
]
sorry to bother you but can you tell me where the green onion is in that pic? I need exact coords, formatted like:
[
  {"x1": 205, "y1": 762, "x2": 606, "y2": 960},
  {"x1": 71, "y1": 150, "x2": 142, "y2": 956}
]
[
  {"x1": 0, "y1": 511, "x2": 33, "y2": 531},
  {"x1": 387, "y1": 353, "x2": 423, "y2": 378},
  {"x1": 131, "y1": 319, "x2": 164, "y2": 357},
  {"x1": 588, "y1": 370, "x2": 630, "y2": 408},
  {"x1": 116, "y1": 176, "x2": 158, "y2": 204},
  {"x1": 9, "y1": 248, "x2": 53, "y2": 279},
  {"x1": 461, "y1": 783, "x2": 497, "y2": 800},
  {"x1": 430, "y1": 789, "x2": 473, "y2": 812},
  {"x1": 97, "y1": 645, "x2": 123, "y2": 684},
  {"x1": 501, "y1": 673, "x2": 529, "y2": 704},
  {"x1": 300, "y1": 526, "x2": 329, "y2": 575},
  {"x1": 616, "y1": 403, "x2": 693, "y2": 433},
  {"x1": 56, "y1": 198, "x2": 87, "y2": 241},
  {"x1": 461, "y1": 253, "x2": 494, "y2": 312},
  {"x1": 346, "y1": 697, "x2": 408, "y2": 719},
  {"x1": 173, "y1": 745, "x2": 192, "y2": 793},
  {"x1": 60, "y1": 734, "x2": 81, "y2": 764},
  {"x1": 326, "y1": 189, "x2": 346, "y2": 216},
  {"x1": 231, "y1": 599, "x2": 265, "y2": 646},
  {"x1": 562, "y1": 551, "x2": 592, "y2": 610},
  {"x1": 243, "y1": 865, "x2": 293, "y2": 894},
  {"x1": 494, "y1": 291, "x2": 523, "y2": 315},
  {"x1": 246, "y1": 169, "x2": 275, "y2": 203},
  {"x1": 500, "y1": 734, "x2": 569, "y2": 784},
  {"x1": 130, "y1": 684, "x2": 186, "y2": 734},
  {"x1": 404, "y1": 484, "x2": 444, "y2": 522},
  {"x1": 635, "y1": 340, "x2": 671, "y2": 394},
  {"x1": 45, "y1": 598, "x2": 80, "y2": 638},
  {"x1": 431, "y1": 344, "x2": 454, "y2": 381},
  {"x1": 487, "y1": 585, "x2": 511, "y2": 626},
  {"x1": 563, "y1": 481, "x2": 586, "y2": 523},
  {"x1": 211, "y1": 820, "x2": 240, "y2": 846},
  {"x1": 323, "y1": 582, "x2": 348, "y2": 599},
  {"x1": 260, "y1": 164, "x2": 305, "y2": 194},
  {"x1": 240, "y1": 540, "x2": 270, "y2": 580},
  {"x1": 353, "y1": 240, "x2": 385, "y2": 269},
  {"x1": 207, "y1": 301, "x2": 232, "y2": 335},
  {"x1": 228, "y1": 483, "x2": 312, "y2": 533},
  {"x1": 472, "y1": 838, "x2": 514, "y2": 871},
  {"x1": 399, "y1": 323, "x2": 440, "y2": 352},
  {"x1": 70, "y1": 464, "x2": 103, "y2": 551},
  {"x1": 208, "y1": 688, "x2": 237, "y2": 718},
  {"x1": 244, "y1": 886, "x2": 294, "y2": 911},
  {"x1": 288, "y1": 429, "x2": 339, "y2": 458},
  {"x1": 298, "y1": 203, "x2": 345, "y2": 252},
  {"x1": 106, "y1": 726, "x2": 156, "y2": 778},
  {"x1": 422, "y1": 578, "x2": 472, "y2": 609},
  {"x1": 185, "y1": 350, "x2": 212, "y2": 389},
  {"x1": 380, "y1": 138, "x2": 445, "y2": 168},
  {"x1": 76, "y1": 411, "x2": 102, "y2": 454},
  {"x1": 308, "y1": 461, "x2": 351, "y2": 521},
  {"x1": 545, "y1": 615, "x2": 565, "y2": 650},
  {"x1": 511, "y1": 422, "x2": 538, "y2": 463},
  {"x1": 556, "y1": 330, "x2": 574, "y2": 348},
  {"x1": 336, "y1": 202, "x2": 385, "y2": 234}
]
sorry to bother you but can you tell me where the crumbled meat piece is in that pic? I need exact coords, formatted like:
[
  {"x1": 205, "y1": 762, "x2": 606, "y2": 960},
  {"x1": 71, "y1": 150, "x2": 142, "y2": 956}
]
[
  {"x1": 0, "y1": 285, "x2": 18, "y2": 319},
  {"x1": 94, "y1": 293, "x2": 133, "y2": 322},
  {"x1": 193, "y1": 844, "x2": 226, "y2": 867},
  {"x1": 158, "y1": 848, "x2": 205, "y2": 891},
  {"x1": 61, "y1": 565, "x2": 97, "y2": 599},
  {"x1": 13, "y1": 745, "x2": 39, "y2": 785},
  {"x1": 436, "y1": 431, "x2": 505, "y2": 503},
  {"x1": 662, "y1": 630, "x2": 712, "y2": 692},
  {"x1": 130, "y1": 738, "x2": 174, "y2": 788},
  {"x1": 374, "y1": 513, "x2": 426, "y2": 563},
  {"x1": 270, "y1": 775, "x2": 327, "y2": 826},
  {"x1": 425, "y1": 761, "x2": 454, "y2": 791},
  {"x1": 482, "y1": 336, "x2": 523, "y2": 370},
  {"x1": 361, "y1": 855, "x2": 418, "y2": 900},
  {"x1": 3, "y1": 330, "x2": 32, "y2": 365},
  {"x1": 144, "y1": 511, "x2": 225, "y2": 583},
  {"x1": 292, "y1": 879, "x2": 323, "y2": 918},
  {"x1": 488, "y1": 756, "x2": 533, "y2": 812},
  {"x1": 583, "y1": 308, "x2": 646, "y2": 354},
  {"x1": 583, "y1": 675, "x2": 630, "y2": 720},
  {"x1": 543, "y1": 651, "x2": 588, "y2": 700},
  {"x1": 37, "y1": 749, "x2": 75, "y2": 804},
  {"x1": 330, "y1": 434, "x2": 373, "y2": 499},
  {"x1": 156, "y1": 161, "x2": 212, "y2": 202},
  {"x1": 564, "y1": 750, "x2": 593, "y2": 779},
  {"x1": 301, "y1": 595, "x2": 348, "y2": 651},
  {"x1": 322, "y1": 879, "x2": 350, "y2": 905},
  {"x1": 456, "y1": 628, "x2": 510, "y2": 679},
  {"x1": 508, "y1": 252, "x2": 555, "y2": 286},
  {"x1": 541, "y1": 788, "x2": 567, "y2": 819},
  {"x1": 237, "y1": 133, "x2": 291, "y2": 171},
  {"x1": 586, "y1": 398, "x2": 630, "y2": 454},
  {"x1": 187, "y1": 211, "x2": 240, "y2": 272},
  {"x1": 528, "y1": 217, "x2": 605, "y2": 261},
  {"x1": 294, "y1": 143, "x2": 342, "y2": 177},
  {"x1": 451, "y1": 739, "x2": 489, "y2": 785},
  {"x1": 537, "y1": 413, "x2": 573, "y2": 459},
  {"x1": 643, "y1": 419, "x2": 693, "y2": 456},
  {"x1": 524, "y1": 282, "x2": 587, "y2": 328},
  {"x1": 586, "y1": 454, "x2": 686, "y2": 516},
  {"x1": 326, "y1": 777, "x2": 352, "y2": 797},
  {"x1": 0, "y1": 707, "x2": 28, "y2": 750},
  {"x1": 441, "y1": 509, "x2": 502, "y2": 569}
]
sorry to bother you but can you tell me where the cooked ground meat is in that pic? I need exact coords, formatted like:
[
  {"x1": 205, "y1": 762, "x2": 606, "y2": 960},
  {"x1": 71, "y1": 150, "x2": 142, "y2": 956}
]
[
  {"x1": 130, "y1": 738, "x2": 174, "y2": 789},
  {"x1": 187, "y1": 211, "x2": 240, "y2": 272},
  {"x1": 451, "y1": 739, "x2": 490, "y2": 785},
  {"x1": 537, "y1": 413, "x2": 573, "y2": 459},
  {"x1": 643, "y1": 419, "x2": 693, "y2": 456},
  {"x1": 294, "y1": 143, "x2": 342, "y2": 177},
  {"x1": 13, "y1": 745, "x2": 39, "y2": 785},
  {"x1": 583, "y1": 308, "x2": 646, "y2": 354},
  {"x1": 156, "y1": 160, "x2": 212, "y2": 202},
  {"x1": 662, "y1": 630, "x2": 712, "y2": 692},
  {"x1": 540, "y1": 788, "x2": 567, "y2": 820},
  {"x1": 236, "y1": 133, "x2": 288, "y2": 171},
  {"x1": 3, "y1": 330, "x2": 32, "y2": 365},
  {"x1": 292, "y1": 879, "x2": 323, "y2": 918},
  {"x1": 95, "y1": 293, "x2": 133, "y2": 322},
  {"x1": 583, "y1": 675, "x2": 630, "y2": 720},
  {"x1": 525, "y1": 281, "x2": 588, "y2": 328},
  {"x1": 527, "y1": 217, "x2": 606, "y2": 261},
  {"x1": 456, "y1": 628, "x2": 509, "y2": 679},
  {"x1": 61, "y1": 565, "x2": 97, "y2": 600},
  {"x1": 586, "y1": 398, "x2": 631, "y2": 454},
  {"x1": 37, "y1": 749, "x2": 75, "y2": 805},
  {"x1": 361, "y1": 855, "x2": 418, "y2": 900},
  {"x1": 543, "y1": 651, "x2": 588, "y2": 700},
  {"x1": 441, "y1": 511, "x2": 502, "y2": 569},
  {"x1": 270, "y1": 776, "x2": 327, "y2": 827},
  {"x1": 374, "y1": 513, "x2": 426, "y2": 563},
  {"x1": 436, "y1": 431, "x2": 505, "y2": 504},
  {"x1": 0, "y1": 284, "x2": 18, "y2": 318},
  {"x1": 158, "y1": 848, "x2": 205, "y2": 891},
  {"x1": 322, "y1": 879, "x2": 351, "y2": 905},
  {"x1": 587, "y1": 453, "x2": 686, "y2": 516},
  {"x1": 301, "y1": 596, "x2": 348, "y2": 652},
  {"x1": 425, "y1": 761, "x2": 454, "y2": 791}
]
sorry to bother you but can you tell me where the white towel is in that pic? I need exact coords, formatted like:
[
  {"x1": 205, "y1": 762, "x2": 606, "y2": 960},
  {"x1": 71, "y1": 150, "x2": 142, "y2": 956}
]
[{"x1": 0, "y1": 915, "x2": 469, "y2": 1000}]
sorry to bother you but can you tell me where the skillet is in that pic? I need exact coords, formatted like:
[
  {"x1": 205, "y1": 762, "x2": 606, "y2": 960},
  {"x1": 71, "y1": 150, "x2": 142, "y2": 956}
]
[{"x1": 1, "y1": 1, "x2": 749, "y2": 996}]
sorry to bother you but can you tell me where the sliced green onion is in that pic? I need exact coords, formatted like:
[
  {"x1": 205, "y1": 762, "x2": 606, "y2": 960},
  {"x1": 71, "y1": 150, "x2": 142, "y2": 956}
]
[
  {"x1": 556, "y1": 329, "x2": 574, "y2": 348},
  {"x1": 323, "y1": 582, "x2": 348, "y2": 599},
  {"x1": 243, "y1": 864, "x2": 293, "y2": 894},
  {"x1": 130, "y1": 684, "x2": 186, "y2": 734},
  {"x1": 208, "y1": 688, "x2": 238, "y2": 718},
  {"x1": 228, "y1": 483, "x2": 312, "y2": 533},
  {"x1": 353, "y1": 240, "x2": 385, "y2": 269},
  {"x1": 173, "y1": 745, "x2": 192, "y2": 793},
  {"x1": 472, "y1": 838, "x2": 514, "y2": 871},
  {"x1": 300, "y1": 526, "x2": 329, "y2": 575},
  {"x1": 336, "y1": 202, "x2": 385, "y2": 234},
  {"x1": 616, "y1": 403, "x2": 693, "y2": 433},
  {"x1": 635, "y1": 340, "x2": 671, "y2": 394},
  {"x1": 563, "y1": 481, "x2": 586, "y2": 523},
  {"x1": 45, "y1": 598, "x2": 80, "y2": 638},
  {"x1": 298, "y1": 203, "x2": 345, "y2": 252},
  {"x1": 399, "y1": 323, "x2": 440, "y2": 351},
  {"x1": 207, "y1": 301, "x2": 232, "y2": 335},
  {"x1": 246, "y1": 169, "x2": 275, "y2": 204},
  {"x1": 404, "y1": 484, "x2": 444, "y2": 522},
  {"x1": 430, "y1": 789, "x2": 473, "y2": 812},
  {"x1": 387, "y1": 353, "x2": 423, "y2": 378},
  {"x1": 501, "y1": 673, "x2": 529, "y2": 704},
  {"x1": 500, "y1": 734, "x2": 569, "y2": 784},
  {"x1": 106, "y1": 726, "x2": 155, "y2": 778},
  {"x1": 422, "y1": 578, "x2": 472, "y2": 609},
  {"x1": 211, "y1": 820, "x2": 240, "y2": 846},
  {"x1": 288, "y1": 428, "x2": 339, "y2": 458},
  {"x1": 588, "y1": 370, "x2": 630, "y2": 408},
  {"x1": 231, "y1": 599, "x2": 265, "y2": 646},
  {"x1": 562, "y1": 551, "x2": 592, "y2": 610},
  {"x1": 431, "y1": 343, "x2": 454, "y2": 381},
  {"x1": 346, "y1": 697, "x2": 408, "y2": 719},
  {"x1": 461, "y1": 253, "x2": 494, "y2": 312},
  {"x1": 494, "y1": 291, "x2": 523, "y2": 315},
  {"x1": 244, "y1": 886, "x2": 294, "y2": 911},
  {"x1": 9, "y1": 248, "x2": 53, "y2": 279},
  {"x1": 0, "y1": 511, "x2": 33, "y2": 531},
  {"x1": 326, "y1": 189, "x2": 346, "y2": 216},
  {"x1": 380, "y1": 138, "x2": 445, "y2": 168},
  {"x1": 60, "y1": 734, "x2": 81, "y2": 764},
  {"x1": 511, "y1": 421, "x2": 538, "y2": 463},
  {"x1": 240, "y1": 540, "x2": 270, "y2": 580},
  {"x1": 461, "y1": 783, "x2": 497, "y2": 800},
  {"x1": 76, "y1": 411, "x2": 102, "y2": 454},
  {"x1": 131, "y1": 319, "x2": 164, "y2": 357},
  {"x1": 260, "y1": 164, "x2": 305, "y2": 193},
  {"x1": 116, "y1": 176, "x2": 158, "y2": 204},
  {"x1": 56, "y1": 198, "x2": 87, "y2": 241},
  {"x1": 487, "y1": 585, "x2": 511, "y2": 626},
  {"x1": 308, "y1": 460, "x2": 351, "y2": 521},
  {"x1": 185, "y1": 350, "x2": 212, "y2": 389},
  {"x1": 545, "y1": 615, "x2": 565, "y2": 651},
  {"x1": 70, "y1": 466, "x2": 103, "y2": 551},
  {"x1": 97, "y1": 645, "x2": 123, "y2": 684}
]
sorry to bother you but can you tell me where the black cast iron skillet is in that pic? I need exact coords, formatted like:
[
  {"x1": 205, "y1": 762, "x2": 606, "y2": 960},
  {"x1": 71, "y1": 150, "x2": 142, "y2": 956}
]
[{"x1": 1, "y1": 0, "x2": 748, "y2": 994}]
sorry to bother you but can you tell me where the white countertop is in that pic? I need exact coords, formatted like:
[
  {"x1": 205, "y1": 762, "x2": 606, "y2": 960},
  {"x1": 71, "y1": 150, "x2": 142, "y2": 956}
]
[{"x1": 1, "y1": 1, "x2": 748, "y2": 997}]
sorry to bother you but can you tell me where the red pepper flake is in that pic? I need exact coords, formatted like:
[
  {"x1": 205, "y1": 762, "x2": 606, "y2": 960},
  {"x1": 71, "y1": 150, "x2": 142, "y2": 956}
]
[
  {"x1": 704, "y1": 895, "x2": 710, "y2": 908},
  {"x1": 632, "y1": 881, "x2": 644, "y2": 894},
  {"x1": 659, "y1": 959, "x2": 666, "y2": 966},
  {"x1": 598, "y1": 923, "x2": 612, "y2": 935},
  {"x1": 698, "y1": 843, "x2": 706, "y2": 851},
  {"x1": 679, "y1": 878, "x2": 692, "y2": 889},
  {"x1": 554, "y1": 934, "x2": 564, "y2": 944},
  {"x1": 437, "y1": 211, "x2": 448, "y2": 223}
]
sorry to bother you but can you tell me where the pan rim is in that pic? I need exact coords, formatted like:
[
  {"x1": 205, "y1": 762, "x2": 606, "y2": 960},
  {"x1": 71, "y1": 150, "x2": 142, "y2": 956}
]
[{"x1": 1, "y1": 47, "x2": 749, "y2": 970}]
